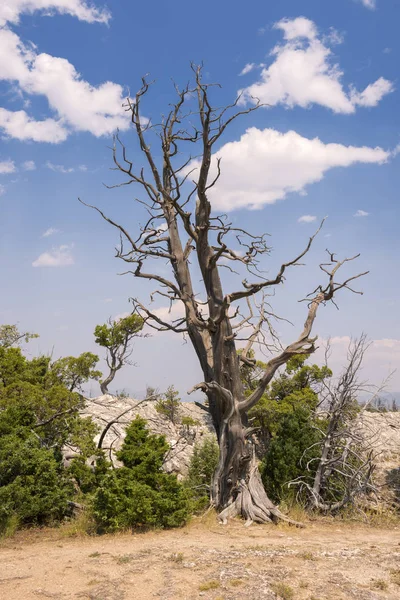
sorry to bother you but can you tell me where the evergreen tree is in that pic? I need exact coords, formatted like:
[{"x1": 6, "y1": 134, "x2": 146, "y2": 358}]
[
  {"x1": 185, "y1": 437, "x2": 219, "y2": 511},
  {"x1": 244, "y1": 356, "x2": 330, "y2": 504},
  {"x1": 155, "y1": 385, "x2": 181, "y2": 425},
  {"x1": 260, "y1": 407, "x2": 322, "y2": 504},
  {"x1": 91, "y1": 417, "x2": 190, "y2": 531}
]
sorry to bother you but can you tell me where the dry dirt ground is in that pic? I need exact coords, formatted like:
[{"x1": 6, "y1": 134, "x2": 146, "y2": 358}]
[{"x1": 1, "y1": 519, "x2": 400, "y2": 600}]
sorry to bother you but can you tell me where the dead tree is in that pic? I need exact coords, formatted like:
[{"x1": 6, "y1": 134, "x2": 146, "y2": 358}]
[
  {"x1": 291, "y1": 336, "x2": 385, "y2": 512},
  {"x1": 81, "y1": 65, "x2": 367, "y2": 525}
]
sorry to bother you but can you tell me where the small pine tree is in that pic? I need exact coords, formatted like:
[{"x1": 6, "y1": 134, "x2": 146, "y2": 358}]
[
  {"x1": 91, "y1": 417, "x2": 190, "y2": 531},
  {"x1": 155, "y1": 385, "x2": 181, "y2": 425},
  {"x1": 185, "y1": 437, "x2": 219, "y2": 511}
]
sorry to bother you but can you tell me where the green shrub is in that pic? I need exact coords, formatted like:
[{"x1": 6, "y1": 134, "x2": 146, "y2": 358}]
[
  {"x1": 181, "y1": 416, "x2": 200, "y2": 428},
  {"x1": 155, "y1": 385, "x2": 181, "y2": 424},
  {"x1": 260, "y1": 406, "x2": 321, "y2": 503},
  {"x1": 0, "y1": 335, "x2": 101, "y2": 535},
  {"x1": 242, "y1": 355, "x2": 330, "y2": 505},
  {"x1": 0, "y1": 432, "x2": 72, "y2": 534},
  {"x1": 91, "y1": 417, "x2": 190, "y2": 531},
  {"x1": 184, "y1": 437, "x2": 219, "y2": 511}
]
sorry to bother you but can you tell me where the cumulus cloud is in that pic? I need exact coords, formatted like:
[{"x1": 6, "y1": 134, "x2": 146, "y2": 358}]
[
  {"x1": 298, "y1": 215, "x2": 317, "y2": 223},
  {"x1": 0, "y1": 108, "x2": 68, "y2": 142},
  {"x1": 0, "y1": 2, "x2": 130, "y2": 142},
  {"x1": 41, "y1": 227, "x2": 60, "y2": 237},
  {"x1": 22, "y1": 160, "x2": 36, "y2": 170},
  {"x1": 0, "y1": 0, "x2": 110, "y2": 27},
  {"x1": 23, "y1": 53, "x2": 128, "y2": 136},
  {"x1": 354, "y1": 209, "x2": 369, "y2": 217},
  {"x1": 239, "y1": 17, "x2": 393, "y2": 114},
  {"x1": 184, "y1": 127, "x2": 389, "y2": 211},
  {"x1": 32, "y1": 244, "x2": 74, "y2": 267},
  {"x1": 0, "y1": 184, "x2": 5, "y2": 196},
  {"x1": 0, "y1": 159, "x2": 16, "y2": 174},
  {"x1": 351, "y1": 77, "x2": 393, "y2": 108}
]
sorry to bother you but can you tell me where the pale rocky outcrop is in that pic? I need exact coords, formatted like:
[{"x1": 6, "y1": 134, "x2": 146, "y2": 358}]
[
  {"x1": 71, "y1": 397, "x2": 400, "y2": 497},
  {"x1": 80, "y1": 395, "x2": 215, "y2": 478}
]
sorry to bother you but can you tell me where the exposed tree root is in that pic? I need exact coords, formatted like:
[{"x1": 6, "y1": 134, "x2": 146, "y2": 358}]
[{"x1": 217, "y1": 458, "x2": 304, "y2": 528}]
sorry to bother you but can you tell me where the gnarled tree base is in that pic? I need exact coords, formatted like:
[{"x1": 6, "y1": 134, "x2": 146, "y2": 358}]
[{"x1": 217, "y1": 458, "x2": 304, "y2": 528}]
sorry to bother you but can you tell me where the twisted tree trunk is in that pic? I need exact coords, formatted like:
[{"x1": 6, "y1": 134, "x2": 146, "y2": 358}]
[
  {"x1": 100, "y1": 368, "x2": 117, "y2": 395},
  {"x1": 209, "y1": 391, "x2": 303, "y2": 526}
]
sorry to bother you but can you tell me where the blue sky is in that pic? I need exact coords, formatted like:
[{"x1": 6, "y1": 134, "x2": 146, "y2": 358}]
[{"x1": 0, "y1": 0, "x2": 399, "y2": 398}]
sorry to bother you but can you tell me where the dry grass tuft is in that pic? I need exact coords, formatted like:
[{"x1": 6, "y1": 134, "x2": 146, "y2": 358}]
[
  {"x1": 371, "y1": 579, "x2": 388, "y2": 590},
  {"x1": 270, "y1": 582, "x2": 294, "y2": 599},
  {"x1": 390, "y1": 569, "x2": 400, "y2": 586},
  {"x1": 169, "y1": 552, "x2": 184, "y2": 563},
  {"x1": 199, "y1": 579, "x2": 220, "y2": 591},
  {"x1": 229, "y1": 578, "x2": 244, "y2": 587},
  {"x1": 59, "y1": 511, "x2": 97, "y2": 538},
  {"x1": 115, "y1": 554, "x2": 133, "y2": 564}
]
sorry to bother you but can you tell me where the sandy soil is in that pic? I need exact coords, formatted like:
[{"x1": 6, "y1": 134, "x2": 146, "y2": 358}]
[{"x1": 1, "y1": 519, "x2": 400, "y2": 600}]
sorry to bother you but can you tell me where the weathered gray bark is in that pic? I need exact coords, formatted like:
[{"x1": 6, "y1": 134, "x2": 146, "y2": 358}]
[
  {"x1": 100, "y1": 366, "x2": 118, "y2": 395},
  {"x1": 82, "y1": 66, "x2": 366, "y2": 525}
]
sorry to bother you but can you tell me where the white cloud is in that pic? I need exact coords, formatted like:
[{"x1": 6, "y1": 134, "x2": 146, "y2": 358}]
[
  {"x1": 32, "y1": 244, "x2": 74, "y2": 267},
  {"x1": 0, "y1": 27, "x2": 35, "y2": 82},
  {"x1": 45, "y1": 161, "x2": 74, "y2": 173},
  {"x1": 0, "y1": 3, "x2": 130, "y2": 142},
  {"x1": 0, "y1": 184, "x2": 5, "y2": 196},
  {"x1": 114, "y1": 312, "x2": 130, "y2": 321},
  {"x1": 24, "y1": 53, "x2": 129, "y2": 136},
  {"x1": 354, "y1": 209, "x2": 369, "y2": 217},
  {"x1": 45, "y1": 161, "x2": 87, "y2": 173},
  {"x1": 314, "y1": 335, "x2": 400, "y2": 389},
  {"x1": 0, "y1": 0, "x2": 110, "y2": 27},
  {"x1": 351, "y1": 77, "x2": 393, "y2": 108},
  {"x1": 323, "y1": 27, "x2": 344, "y2": 46},
  {"x1": 152, "y1": 302, "x2": 185, "y2": 323},
  {"x1": 360, "y1": 0, "x2": 376, "y2": 9},
  {"x1": 0, "y1": 108, "x2": 68, "y2": 142},
  {"x1": 276, "y1": 16, "x2": 318, "y2": 40},
  {"x1": 104, "y1": 298, "x2": 113, "y2": 303},
  {"x1": 298, "y1": 215, "x2": 317, "y2": 223},
  {"x1": 0, "y1": 159, "x2": 16, "y2": 174},
  {"x1": 239, "y1": 63, "x2": 256, "y2": 76},
  {"x1": 22, "y1": 160, "x2": 36, "y2": 170},
  {"x1": 42, "y1": 227, "x2": 60, "y2": 237},
  {"x1": 184, "y1": 127, "x2": 389, "y2": 211},
  {"x1": 239, "y1": 17, "x2": 393, "y2": 114}
]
